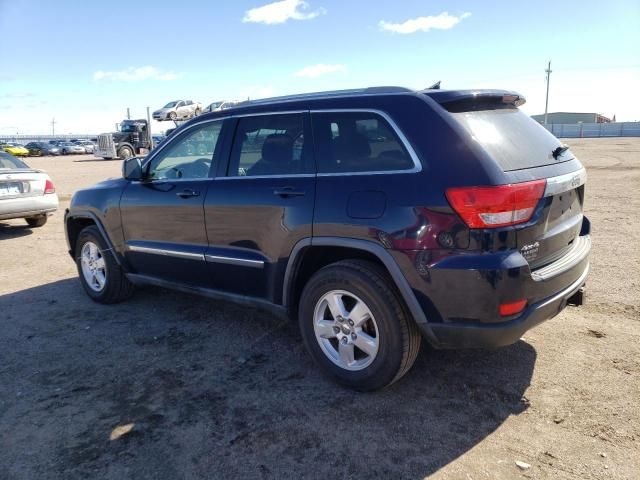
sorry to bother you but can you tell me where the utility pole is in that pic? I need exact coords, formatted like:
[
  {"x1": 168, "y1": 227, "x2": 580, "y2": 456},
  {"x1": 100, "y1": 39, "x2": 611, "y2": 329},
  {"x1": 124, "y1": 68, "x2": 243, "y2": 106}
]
[
  {"x1": 544, "y1": 61, "x2": 552, "y2": 125},
  {"x1": 51, "y1": 118, "x2": 56, "y2": 136},
  {"x1": 146, "y1": 106, "x2": 153, "y2": 149},
  {"x1": 126, "y1": 108, "x2": 131, "y2": 120}
]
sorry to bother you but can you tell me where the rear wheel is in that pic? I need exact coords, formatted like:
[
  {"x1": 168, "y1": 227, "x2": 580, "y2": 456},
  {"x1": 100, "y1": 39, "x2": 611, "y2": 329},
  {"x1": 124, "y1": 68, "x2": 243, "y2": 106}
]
[
  {"x1": 299, "y1": 259, "x2": 421, "y2": 391},
  {"x1": 75, "y1": 225, "x2": 134, "y2": 303},
  {"x1": 25, "y1": 215, "x2": 47, "y2": 228}
]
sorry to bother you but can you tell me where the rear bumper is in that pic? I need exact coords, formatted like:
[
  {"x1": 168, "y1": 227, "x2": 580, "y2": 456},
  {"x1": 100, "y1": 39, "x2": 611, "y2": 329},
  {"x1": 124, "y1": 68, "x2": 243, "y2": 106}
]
[
  {"x1": 0, "y1": 194, "x2": 58, "y2": 220},
  {"x1": 426, "y1": 262, "x2": 589, "y2": 348},
  {"x1": 398, "y1": 219, "x2": 592, "y2": 348}
]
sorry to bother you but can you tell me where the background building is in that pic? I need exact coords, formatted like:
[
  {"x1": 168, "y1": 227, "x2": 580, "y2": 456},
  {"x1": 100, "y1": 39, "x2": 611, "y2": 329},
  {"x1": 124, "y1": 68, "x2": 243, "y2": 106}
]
[{"x1": 532, "y1": 112, "x2": 612, "y2": 124}]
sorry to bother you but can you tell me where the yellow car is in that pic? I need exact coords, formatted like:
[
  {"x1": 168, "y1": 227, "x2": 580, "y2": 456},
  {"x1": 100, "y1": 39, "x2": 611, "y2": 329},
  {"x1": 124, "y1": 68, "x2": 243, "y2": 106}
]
[{"x1": 0, "y1": 142, "x2": 29, "y2": 157}]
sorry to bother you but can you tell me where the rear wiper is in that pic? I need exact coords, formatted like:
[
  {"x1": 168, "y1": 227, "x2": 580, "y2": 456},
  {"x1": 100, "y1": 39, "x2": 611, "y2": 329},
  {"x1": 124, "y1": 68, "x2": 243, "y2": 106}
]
[{"x1": 552, "y1": 145, "x2": 570, "y2": 159}]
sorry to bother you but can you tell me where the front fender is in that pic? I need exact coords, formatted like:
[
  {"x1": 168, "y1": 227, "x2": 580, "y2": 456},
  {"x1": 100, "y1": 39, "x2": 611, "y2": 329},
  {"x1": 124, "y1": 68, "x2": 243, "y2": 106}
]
[{"x1": 66, "y1": 177, "x2": 128, "y2": 264}]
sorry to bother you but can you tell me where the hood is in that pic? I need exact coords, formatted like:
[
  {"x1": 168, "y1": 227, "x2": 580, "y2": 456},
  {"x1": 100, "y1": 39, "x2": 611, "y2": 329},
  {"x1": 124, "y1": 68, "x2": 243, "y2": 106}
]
[{"x1": 106, "y1": 132, "x2": 132, "y2": 143}]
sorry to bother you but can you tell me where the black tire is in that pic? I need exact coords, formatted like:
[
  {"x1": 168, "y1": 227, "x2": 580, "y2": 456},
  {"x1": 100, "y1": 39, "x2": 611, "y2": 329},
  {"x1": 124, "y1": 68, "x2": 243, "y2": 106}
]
[
  {"x1": 298, "y1": 259, "x2": 421, "y2": 391},
  {"x1": 169, "y1": 111, "x2": 177, "y2": 121},
  {"x1": 118, "y1": 146, "x2": 133, "y2": 160},
  {"x1": 75, "y1": 225, "x2": 134, "y2": 304},
  {"x1": 194, "y1": 108, "x2": 201, "y2": 116},
  {"x1": 62, "y1": 149, "x2": 68, "y2": 155},
  {"x1": 25, "y1": 215, "x2": 47, "y2": 228}
]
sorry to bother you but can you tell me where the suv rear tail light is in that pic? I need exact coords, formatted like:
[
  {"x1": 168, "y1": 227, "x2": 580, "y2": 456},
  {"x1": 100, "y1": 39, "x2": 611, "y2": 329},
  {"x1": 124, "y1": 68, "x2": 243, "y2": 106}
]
[
  {"x1": 44, "y1": 179, "x2": 56, "y2": 194},
  {"x1": 446, "y1": 180, "x2": 546, "y2": 228}
]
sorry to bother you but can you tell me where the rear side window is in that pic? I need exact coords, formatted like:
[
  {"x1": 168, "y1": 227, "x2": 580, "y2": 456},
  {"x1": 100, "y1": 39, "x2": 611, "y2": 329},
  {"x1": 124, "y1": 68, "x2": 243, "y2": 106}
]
[
  {"x1": 228, "y1": 113, "x2": 311, "y2": 177},
  {"x1": 452, "y1": 108, "x2": 573, "y2": 171},
  {"x1": 312, "y1": 111, "x2": 414, "y2": 174},
  {"x1": 0, "y1": 152, "x2": 28, "y2": 169}
]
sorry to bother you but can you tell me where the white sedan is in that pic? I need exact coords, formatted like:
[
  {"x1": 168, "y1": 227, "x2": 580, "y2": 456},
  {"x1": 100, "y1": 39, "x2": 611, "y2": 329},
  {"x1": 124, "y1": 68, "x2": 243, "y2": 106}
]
[{"x1": 0, "y1": 152, "x2": 58, "y2": 227}]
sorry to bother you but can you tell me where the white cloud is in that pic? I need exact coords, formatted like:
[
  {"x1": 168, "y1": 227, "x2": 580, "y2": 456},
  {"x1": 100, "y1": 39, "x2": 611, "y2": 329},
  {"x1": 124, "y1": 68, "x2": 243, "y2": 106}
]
[
  {"x1": 294, "y1": 64, "x2": 346, "y2": 78},
  {"x1": 243, "y1": 0, "x2": 325, "y2": 25},
  {"x1": 93, "y1": 66, "x2": 182, "y2": 82},
  {"x1": 379, "y1": 12, "x2": 471, "y2": 34}
]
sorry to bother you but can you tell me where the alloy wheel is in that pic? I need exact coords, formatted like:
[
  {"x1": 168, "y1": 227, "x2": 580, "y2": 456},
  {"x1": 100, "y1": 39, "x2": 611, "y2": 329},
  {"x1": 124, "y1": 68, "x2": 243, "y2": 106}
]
[
  {"x1": 313, "y1": 290, "x2": 379, "y2": 371},
  {"x1": 80, "y1": 241, "x2": 107, "y2": 292}
]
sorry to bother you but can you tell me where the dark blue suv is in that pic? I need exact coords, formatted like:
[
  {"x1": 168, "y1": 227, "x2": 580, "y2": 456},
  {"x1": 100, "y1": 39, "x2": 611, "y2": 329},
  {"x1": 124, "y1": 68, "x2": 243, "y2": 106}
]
[{"x1": 65, "y1": 87, "x2": 590, "y2": 390}]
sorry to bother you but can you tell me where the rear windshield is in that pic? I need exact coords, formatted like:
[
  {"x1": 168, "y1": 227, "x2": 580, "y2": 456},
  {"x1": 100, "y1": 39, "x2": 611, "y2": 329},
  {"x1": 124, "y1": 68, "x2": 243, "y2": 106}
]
[
  {"x1": 452, "y1": 108, "x2": 573, "y2": 171},
  {"x1": 0, "y1": 152, "x2": 29, "y2": 169}
]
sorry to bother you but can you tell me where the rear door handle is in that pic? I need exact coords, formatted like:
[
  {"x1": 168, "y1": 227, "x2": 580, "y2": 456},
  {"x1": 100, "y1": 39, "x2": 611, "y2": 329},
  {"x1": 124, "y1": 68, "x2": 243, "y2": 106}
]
[
  {"x1": 176, "y1": 189, "x2": 200, "y2": 198},
  {"x1": 273, "y1": 187, "x2": 305, "y2": 198}
]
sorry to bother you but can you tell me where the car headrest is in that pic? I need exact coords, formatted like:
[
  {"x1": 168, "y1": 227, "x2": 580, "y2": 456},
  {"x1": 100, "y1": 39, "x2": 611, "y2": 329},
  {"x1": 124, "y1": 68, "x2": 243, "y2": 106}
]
[
  {"x1": 332, "y1": 132, "x2": 371, "y2": 161},
  {"x1": 262, "y1": 134, "x2": 294, "y2": 163}
]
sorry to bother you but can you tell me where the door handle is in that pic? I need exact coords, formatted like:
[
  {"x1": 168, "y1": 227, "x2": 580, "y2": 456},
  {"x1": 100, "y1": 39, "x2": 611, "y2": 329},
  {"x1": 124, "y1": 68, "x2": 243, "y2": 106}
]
[
  {"x1": 273, "y1": 187, "x2": 305, "y2": 198},
  {"x1": 176, "y1": 189, "x2": 200, "y2": 198}
]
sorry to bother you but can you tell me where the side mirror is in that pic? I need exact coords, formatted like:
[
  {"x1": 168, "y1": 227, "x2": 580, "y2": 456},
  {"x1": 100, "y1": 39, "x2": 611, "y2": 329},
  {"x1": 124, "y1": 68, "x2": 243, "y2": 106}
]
[{"x1": 122, "y1": 157, "x2": 143, "y2": 181}]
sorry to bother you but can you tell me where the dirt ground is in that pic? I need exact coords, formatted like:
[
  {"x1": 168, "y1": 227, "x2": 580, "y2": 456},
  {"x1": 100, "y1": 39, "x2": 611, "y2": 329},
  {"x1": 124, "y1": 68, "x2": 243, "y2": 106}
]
[{"x1": 1, "y1": 139, "x2": 638, "y2": 480}]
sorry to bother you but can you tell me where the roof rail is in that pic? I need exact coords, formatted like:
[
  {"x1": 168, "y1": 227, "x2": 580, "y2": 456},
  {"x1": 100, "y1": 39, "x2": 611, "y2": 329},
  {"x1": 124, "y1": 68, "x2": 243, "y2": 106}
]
[{"x1": 239, "y1": 86, "x2": 414, "y2": 106}]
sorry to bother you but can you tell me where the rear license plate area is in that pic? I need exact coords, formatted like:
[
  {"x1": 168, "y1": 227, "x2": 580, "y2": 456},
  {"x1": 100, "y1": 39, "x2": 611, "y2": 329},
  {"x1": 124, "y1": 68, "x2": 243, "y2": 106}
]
[{"x1": 0, "y1": 182, "x2": 23, "y2": 197}]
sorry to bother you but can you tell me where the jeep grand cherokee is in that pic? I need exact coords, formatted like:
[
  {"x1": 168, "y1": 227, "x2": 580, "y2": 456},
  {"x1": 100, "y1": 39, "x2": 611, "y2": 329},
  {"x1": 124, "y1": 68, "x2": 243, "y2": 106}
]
[{"x1": 65, "y1": 86, "x2": 590, "y2": 391}]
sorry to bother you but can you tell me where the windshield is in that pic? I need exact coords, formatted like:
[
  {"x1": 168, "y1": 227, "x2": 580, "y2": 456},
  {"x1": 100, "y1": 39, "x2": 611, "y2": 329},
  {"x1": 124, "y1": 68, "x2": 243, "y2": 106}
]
[
  {"x1": 163, "y1": 102, "x2": 177, "y2": 108},
  {"x1": 452, "y1": 108, "x2": 573, "y2": 171},
  {"x1": 120, "y1": 122, "x2": 138, "y2": 132},
  {"x1": 208, "y1": 102, "x2": 223, "y2": 110},
  {"x1": 0, "y1": 151, "x2": 29, "y2": 169}
]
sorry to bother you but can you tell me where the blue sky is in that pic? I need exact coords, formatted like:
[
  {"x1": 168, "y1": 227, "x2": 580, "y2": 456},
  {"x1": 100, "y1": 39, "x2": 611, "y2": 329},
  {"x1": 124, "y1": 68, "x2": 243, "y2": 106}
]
[{"x1": 1, "y1": 0, "x2": 639, "y2": 134}]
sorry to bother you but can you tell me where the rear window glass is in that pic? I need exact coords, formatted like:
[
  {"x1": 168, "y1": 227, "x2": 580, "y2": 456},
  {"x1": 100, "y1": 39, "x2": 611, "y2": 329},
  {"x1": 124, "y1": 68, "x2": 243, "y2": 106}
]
[
  {"x1": 452, "y1": 108, "x2": 573, "y2": 171},
  {"x1": 0, "y1": 152, "x2": 28, "y2": 169},
  {"x1": 312, "y1": 112, "x2": 414, "y2": 174}
]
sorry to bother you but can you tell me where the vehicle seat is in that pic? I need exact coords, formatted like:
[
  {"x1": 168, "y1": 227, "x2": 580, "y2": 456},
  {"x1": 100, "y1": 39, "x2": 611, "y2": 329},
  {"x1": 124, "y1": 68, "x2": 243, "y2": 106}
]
[
  {"x1": 331, "y1": 132, "x2": 372, "y2": 171},
  {"x1": 247, "y1": 134, "x2": 294, "y2": 176}
]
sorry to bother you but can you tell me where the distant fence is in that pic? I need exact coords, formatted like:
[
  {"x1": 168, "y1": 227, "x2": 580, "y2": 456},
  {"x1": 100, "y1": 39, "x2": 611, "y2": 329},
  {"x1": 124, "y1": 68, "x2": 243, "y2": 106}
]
[
  {"x1": 0, "y1": 134, "x2": 97, "y2": 143},
  {"x1": 543, "y1": 122, "x2": 640, "y2": 138}
]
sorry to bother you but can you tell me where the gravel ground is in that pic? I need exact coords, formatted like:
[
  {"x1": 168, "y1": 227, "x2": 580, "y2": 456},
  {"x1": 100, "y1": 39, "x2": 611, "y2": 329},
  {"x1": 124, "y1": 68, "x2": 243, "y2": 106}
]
[{"x1": 1, "y1": 139, "x2": 638, "y2": 479}]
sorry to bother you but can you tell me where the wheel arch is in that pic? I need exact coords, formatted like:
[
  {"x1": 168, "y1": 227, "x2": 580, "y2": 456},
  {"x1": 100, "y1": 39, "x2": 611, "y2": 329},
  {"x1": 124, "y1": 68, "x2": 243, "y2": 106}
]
[
  {"x1": 65, "y1": 211, "x2": 123, "y2": 266},
  {"x1": 283, "y1": 237, "x2": 438, "y2": 345}
]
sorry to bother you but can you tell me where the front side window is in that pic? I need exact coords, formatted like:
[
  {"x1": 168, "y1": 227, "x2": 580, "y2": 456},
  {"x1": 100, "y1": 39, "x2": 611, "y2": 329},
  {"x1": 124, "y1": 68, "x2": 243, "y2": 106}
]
[
  {"x1": 228, "y1": 113, "x2": 310, "y2": 177},
  {"x1": 312, "y1": 111, "x2": 414, "y2": 173},
  {"x1": 147, "y1": 121, "x2": 222, "y2": 181}
]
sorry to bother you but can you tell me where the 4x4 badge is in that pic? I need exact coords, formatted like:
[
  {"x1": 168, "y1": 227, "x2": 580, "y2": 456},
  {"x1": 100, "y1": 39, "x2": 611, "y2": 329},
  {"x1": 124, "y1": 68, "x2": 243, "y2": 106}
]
[{"x1": 521, "y1": 241, "x2": 540, "y2": 261}]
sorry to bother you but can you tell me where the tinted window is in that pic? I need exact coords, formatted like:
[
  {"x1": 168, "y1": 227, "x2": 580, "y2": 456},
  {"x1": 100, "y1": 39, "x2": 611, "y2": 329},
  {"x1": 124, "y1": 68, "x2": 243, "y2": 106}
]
[
  {"x1": 312, "y1": 112, "x2": 414, "y2": 173},
  {"x1": 228, "y1": 113, "x2": 310, "y2": 177},
  {"x1": 452, "y1": 108, "x2": 574, "y2": 171},
  {"x1": 147, "y1": 121, "x2": 222, "y2": 180}
]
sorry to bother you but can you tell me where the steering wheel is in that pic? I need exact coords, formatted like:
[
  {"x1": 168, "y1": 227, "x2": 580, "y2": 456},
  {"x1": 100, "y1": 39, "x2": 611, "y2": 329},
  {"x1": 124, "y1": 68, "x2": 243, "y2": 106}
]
[{"x1": 192, "y1": 158, "x2": 211, "y2": 177}]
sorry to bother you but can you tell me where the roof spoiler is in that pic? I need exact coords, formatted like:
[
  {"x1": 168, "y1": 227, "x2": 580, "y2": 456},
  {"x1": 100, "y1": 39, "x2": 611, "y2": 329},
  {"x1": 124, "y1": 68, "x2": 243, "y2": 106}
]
[{"x1": 421, "y1": 89, "x2": 526, "y2": 112}]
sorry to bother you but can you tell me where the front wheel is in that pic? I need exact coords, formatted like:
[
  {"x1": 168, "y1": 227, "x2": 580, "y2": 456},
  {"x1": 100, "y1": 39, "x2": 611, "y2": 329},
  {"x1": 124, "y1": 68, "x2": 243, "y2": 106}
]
[
  {"x1": 75, "y1": 225, "x2": 134, "y2": 303},
  {"x1": 168, "y1": 111, "x2": 177, "y2": 121},
  {"x1": 118, "y1": 146, "x2": 133, "y2": 160},
  {"x1": 299, "y1": 259, "x2": 421, "y2": 391}
]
